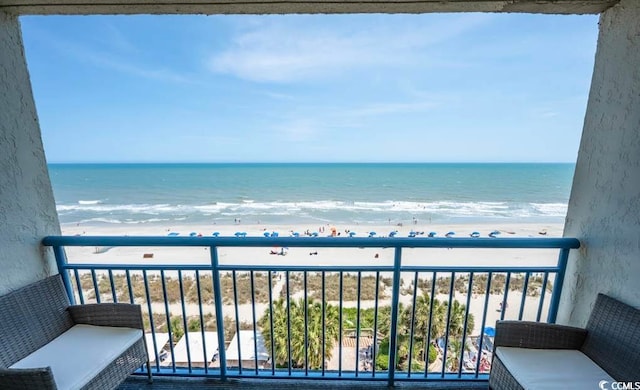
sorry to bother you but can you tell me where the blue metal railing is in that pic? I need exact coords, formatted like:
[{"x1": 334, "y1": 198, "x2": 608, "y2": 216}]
[{"x1": 43, "y1": 235, "x2": 579, "y2": 385}]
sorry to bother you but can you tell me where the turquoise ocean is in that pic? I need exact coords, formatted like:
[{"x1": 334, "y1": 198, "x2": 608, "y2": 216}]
[{"x1": 48, "y1": 163, "x2": 574, "y2": 226}]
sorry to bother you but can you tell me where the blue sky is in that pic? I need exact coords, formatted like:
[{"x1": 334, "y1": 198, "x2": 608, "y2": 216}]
[{"x1": 20, "y1": 13, "x2": 598, "y2": 163}]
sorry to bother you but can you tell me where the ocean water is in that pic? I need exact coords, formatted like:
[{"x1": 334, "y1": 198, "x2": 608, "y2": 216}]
[{"x1": 48, "y1": 163, "x2": 574, "y2": 226}]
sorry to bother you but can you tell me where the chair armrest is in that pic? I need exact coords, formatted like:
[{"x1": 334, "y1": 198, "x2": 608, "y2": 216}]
[
  {"x1": 494, "y1": 321, "x2": 587, "y2": 350},
  {"x1": 0, "y1": 367, "x2": 57, "y2": 389},
  {"x1": 68, "y1": 303, "x2": 144, "y2": 329}
]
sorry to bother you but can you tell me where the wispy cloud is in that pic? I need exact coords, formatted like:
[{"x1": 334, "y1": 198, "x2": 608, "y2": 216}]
[
  {"x1": 31, "y1": 26, "x2": 193, "y2": 84},
  {"x1": 344, "y1": 101, "x2": 438, "y2": 117},
  {"x1": 258, "y1": 90, "x2": 297, "y2": 100},
  {"x1": 207, "y1": 14, "x2": 493, "y2": 83},
  {"x1": 272, "y1": 118, "x2": 319, "y2": 141},
  {"x1": 85, "y1": 53, "x2": 194, "y2": 84},
  {"x1": 260, "y1": 96, "x2": 442, "y2": 144},
  {"x1": 100, "y1": 22, "x2": 139, "y2": 54}
]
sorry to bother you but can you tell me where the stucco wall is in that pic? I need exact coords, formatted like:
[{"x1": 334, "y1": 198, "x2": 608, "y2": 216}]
[
  {"x1": 560, "y1": 0, "x2": 640, "y2": 326},
  {"x1": 0, "y1": 11, "x2": 60, "y2": 296}
]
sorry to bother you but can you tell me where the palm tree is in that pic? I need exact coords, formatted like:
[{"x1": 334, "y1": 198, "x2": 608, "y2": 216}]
[
  {"x1": 259, "y1": 299, "x2": 290, "y2": 367},
  {"x1": 376, "y1": 305, "x2": 392, "y2": 336},
  {"x1": 446, "y1": 338, "x2": 463, "y2": 372},
  {"x1": 446, "y1": 300, "x2": 475, "y2": 339},
  {"x1": 413, "y1": 292, "x2": 432, "y2": 338},
  {"x1": 259, "y1": 298, "x2": 340, "y2": 369},
  {"x1": 447, "y1": 300, "x2": 465, "y2": 338},
  {"x1": 308, "y1": 301, "x2": 340, "y2": 368},
  {"x1": 429, "y1": 299, "x2": 448, "y2": 340}
]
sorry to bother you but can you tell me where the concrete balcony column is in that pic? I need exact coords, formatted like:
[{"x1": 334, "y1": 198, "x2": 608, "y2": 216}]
[
  {"x1": 560, "y1": 0, "x2": 640, "y2": 326},
  {"x1": 0, "y1": 11, "x2": 60, "y2": 295}
]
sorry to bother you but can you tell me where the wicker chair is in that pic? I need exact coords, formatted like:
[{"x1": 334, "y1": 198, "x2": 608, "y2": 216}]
[
  {"x1": 489, "y1": 293, "x2": 640, "y2": 389},
  {"x1": 0, "y1": 274, "x2": 152, "y2": 389}
]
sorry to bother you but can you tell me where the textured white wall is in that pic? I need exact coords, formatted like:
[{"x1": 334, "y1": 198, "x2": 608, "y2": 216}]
[
  {"x1": 560, "y1": 0, "x2": 640, "y2": 325},
  {"x1": 0, "y1": 12, "x2": 60, "y2": 296}
]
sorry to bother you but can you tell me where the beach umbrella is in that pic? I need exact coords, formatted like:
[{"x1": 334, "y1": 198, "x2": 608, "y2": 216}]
[
  {"x1": 470, "y1": 231, "x2": 480, "y2": 238},
  {"x1": 483, "y1": 327, "x2": 496, "y2": 337},
  {"x1": 489, "y1": 230, "x2": 501, "y2": 238},
  {"x1": 292, "y1": 232, "x2": 300, "y2": 237},
  {"x1": 445, "y1": 231, "x2": 455, "y2": 238},
  {"x1": 167, "y1": 232, "x2": 179, "y2": 237},
  {"x1": 270, "y1": 232, "x2": 279, "y2": 238},
  {"x1": 388, "y1": 231, "x2": 397, "y2": 237},
  {"x1": 349, "y1": 231, "x2": 356, "y2": 237},
  {"x1": 234, "y1": 232, "x2": 246, "y2": 238},
  {"x1": 368, "y1": 232, "x2": 377, "y2": 237},
  {"x1": 428, "y1": 232, "x2": 436, "y2": 237},
  {"x1": 311, "y1": 232, "x2": 319, "y2": 237},
  {"x1": 408, "y1": 231, "x2": 417, "y2": 238},
  {"x1": 212, "y1": 232, "x2": 220, "y2": 237},
  {"x1": 263, "y1": 232, "x2": 270, "y2": 237},
  {"x1": 189, "y1": 232, "x2": 197, "y2": 237}
]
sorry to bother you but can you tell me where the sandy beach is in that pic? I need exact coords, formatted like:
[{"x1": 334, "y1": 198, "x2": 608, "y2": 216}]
[{"x1": 61, "y1": 221, "x2": 564, "y2": 267}]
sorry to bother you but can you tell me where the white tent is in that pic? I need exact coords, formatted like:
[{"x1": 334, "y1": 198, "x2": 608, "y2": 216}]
[
  {"x1": 145, "y1": 332, "x2": 169, "y2": 363},
  {"x1": 225, "y1": 330, "x2": 270, "y2": 369},
  {"x1": 164, "y1": 331, "x2": 219, "y2": 368}
]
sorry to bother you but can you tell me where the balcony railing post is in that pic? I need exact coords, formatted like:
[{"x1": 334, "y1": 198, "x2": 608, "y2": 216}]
[
  {"x1": 53, "y1": 246, "x2": 75, "y2": 304},
  {"x1": 547, "y1": 248, "x2": 570, "y2": 323},
  {"x1": 210, "y1": 246, "x2": 227, "y2": 380},
  {"x1": 388, "y1": 247, "x2": 402, "y2": 387}
]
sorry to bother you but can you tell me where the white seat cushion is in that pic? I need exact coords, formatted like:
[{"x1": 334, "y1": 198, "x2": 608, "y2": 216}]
[
  {"x1": 496, "y1": 347, "x2": 616, "y2": 390},
  {"x1": 11, "y1": 324, "x2": 142, "y2": 390}
]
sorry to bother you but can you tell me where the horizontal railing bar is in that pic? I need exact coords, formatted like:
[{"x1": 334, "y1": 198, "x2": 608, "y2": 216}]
[
  {"x1": 133, "y1": 369, "x2": 489, "y2": 381},
  {"x1": 56, "y1": 262, "x2": 560, "y2": 274},
  {"x1": 399, "y1": 266, "x2": 560, "y2": 273},
  {"x1": 222, "y1": 265, "x2": 561, "y2": 273},
  {"x1": 219, "y1": 265, "x2": 394, "y2": 272},
  {"x1": 43, "y1": 235, "x2": 580, "y2": 249},
  {"x1": 58, "y1": 264, "x2": 214, "y2": 271},
  {"x1": 58, "y1": 263, "x2": 393, "y2": 272}
]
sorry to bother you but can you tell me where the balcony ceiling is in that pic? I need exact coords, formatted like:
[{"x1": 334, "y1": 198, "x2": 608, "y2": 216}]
[{"x1": 0, "y1": 0, "x2": 620, "y2": 15}]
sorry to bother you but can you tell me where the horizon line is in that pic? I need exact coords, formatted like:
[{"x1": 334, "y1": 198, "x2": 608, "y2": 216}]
[{"x1": 47, "y1": 161, "x2": 577, "y2": 165}]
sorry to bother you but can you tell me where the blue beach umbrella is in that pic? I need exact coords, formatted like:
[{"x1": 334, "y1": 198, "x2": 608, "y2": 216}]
[
  {"x1": 189, "y1": 232, "x2": 197, "y2": 237},
  {"x1": 292, "y1": 232, "x2": 300, "y2": 237},
  {"x1": 368, "y1": 232, "x2": 377, "y2": 237},
  {"x1": 388, "y1": 231, "x2": 397, "y2": 237},
  {"x1": 263, "y1": 232, "x2": 270, "y2": 237},
  {"x1": 470, "y1": 231, "x2": 480, "y2": 238},
  {"x1": 483, "y1": 327, "x2": 496, "y2": 337},
  {"x1": 428, "y1": 232, "x2": 437, "y2": 237},
  {"x1": 212, "y1": 232, "x2": 220, "y2": 237},
  {"x1": 489, "y1": 230, "x2": 501, "y2": 238},
  {"x1": 349, "y1": 231, "x2": 357, "y2": 237},
  {"x1": 445, "y1": 231, "x2": 455, "y2": 238}
]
